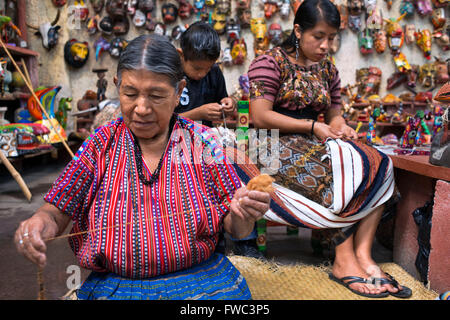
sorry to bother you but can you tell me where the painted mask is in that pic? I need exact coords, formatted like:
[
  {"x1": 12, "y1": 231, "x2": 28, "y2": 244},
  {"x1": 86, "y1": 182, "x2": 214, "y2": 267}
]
[
  {"x1": 126, "y1": 0, "x2": 138, "y2": 15},
  {"x1": 99, "y1": 16, "x2": 113, "y2": 34},
  {"x1": 154, "y1": 22, "x2": 166, "y2": 36},
  {"x1": 250, "y1": 18, "x2": 267, "y2": 42},
  {"x1": 221, "y1": 47, "x2": 233, "y2": 67},
  {"x1": 112, "y1": 15, "x2": 130, "y2": 35},
  {"x1": 205, "y1": 0, "x2": 215, "y2": 5},
  {"x1": 178, "y1": 0, "x2": 194, "y2": 19},
  {"x1": 415, "y1": 0, "x2": 433, "y2": 17},
  {"x1": 109, "y1": 37, "x2": 127, "y2": 57},
  {"x1": 404, "y1": 24, "x2": 416, "y2": 44},
  {"x1": 415, "y1": 29, "x2": 432, "y2": 60},
  {"x1": 434, "y1": 58, "x2": 450, "y2": 84},
  {"x1": 216, "y1": 0, "x2": 231, "y2": 15},
  {"x1": 211, "y1": 9, "x2": 227, "y2": 35},
  {"x1": 267, "y1": 23, "x2": 283, "y2": 46},
  {"x1": 64, "y1": 39, "x2": 89, "y2": 68},
  {"x1": 73, "y1": 0, "x2": 89, "y2": 21},
  {"x1": 366, "y1": 9, "x2": 382, "y2": 31},
  {"x1": 171, "y1": 25, "x2": 185, "y2": 42},
  {"x1": 93, "y1": 36, "x2": 110, "y2": 60},
  {"x1": 338, "y1": 4, "x2": 348, "y2": 30},
  {"x1": 419, "y1": 63, "x2": 436, "y2": 87},
  {"x1": 347, "y1": 0, "x2": 363, "y2": 15},
  {"x1": 106, "y1": 0, "x2": 127, "y2": 18},
  {"x1": 384, "y1": 13, "x2": 406, "y2": 53},
  {"x1": 280, "y1": 0, "x2": 290, "y2": 19},
  {"x1": 399, "y1": 0, "x2": 414, "y2": 18},
  {"x1": 226, "y1": 19, "x2": 241, "y2": 44},
  {"x1": 139, "y1": 0, "x2": 154, "y2": 13},
  {"x1": 194, "y1": 0, "x2": 206, "y2": 11},
  {"x1": 393, "y1": 52, "x2": 411, "y2": 73},
  {"x1": 254, "y1": 36, "x2": 270, "y2": 57},
  {"x1": 432, "y1": 27, "x2": 450, "y2": 51},
  {"x1": 374, "y1": 30, "x2": 387, "y2": 53},
  {"x1": 431, "y1": 0, "x2": 448, "y2": 8},
  {"x1": 263, "y1": 2, "x2": 279, "y2": 19},
  {"x1": 431, "y1": 8, "x2": 446, "y2": 30},
  {"x1": 162, "y1": 3, "x2": 178, "y2": 24},
  {"x1": 90, "y1": 0, "x2": 105, "y2": 13},
  {"x1": 406, "y1": 65, "x2": 419, "y2": 88},
  {"x1": 364, "y1": 0, "x2": 377, "y2": 14},
  {"x1": 235, "y1": 0, "x2": 251, "y2": 10},
  {"x1": 356, "y1": 67, "x2": 382, "y2": 96},
  {"x1": 348, "y1": 15, "x2": 361, "y2": 32},
  {"x1": 52, "y1": 0, "x2": 67, "y2": 6},
  {"x1": 231, "y1": 38, "x2": 247, "y2": 65},
  {"x1": 132, "y1": 10, "x2": 146, "y2": 27},
  {"x1": 238, "y1": 8, "x2": 252, "y2": 29},
  {"x1": 358, "y1": 29, "x2": 374, "y2": 54},
  {"x1": 86, "y1": 15, "x2": 100, "y2": 34}
]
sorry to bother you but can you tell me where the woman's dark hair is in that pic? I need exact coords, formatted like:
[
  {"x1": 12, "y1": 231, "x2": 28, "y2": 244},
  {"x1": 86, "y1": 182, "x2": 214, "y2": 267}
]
[
  {"x1": 116, "y1": 34, "x2": 184, "y2": 89},
  {"x1": 281, "y1": 0, "x2": 340, "y2": 53},
  {"x1": 179, "y1": 21, "x2": 221, "y2": 61}
]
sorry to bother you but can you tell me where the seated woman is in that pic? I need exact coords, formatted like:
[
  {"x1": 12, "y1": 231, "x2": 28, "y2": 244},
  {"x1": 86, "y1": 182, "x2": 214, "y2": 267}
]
[
  {"x1": 244, "y1": 0, "x2": 411, "y2": 298},
  {"x1": 14, "y1": 34, "x2": 270, "y2": 300}
]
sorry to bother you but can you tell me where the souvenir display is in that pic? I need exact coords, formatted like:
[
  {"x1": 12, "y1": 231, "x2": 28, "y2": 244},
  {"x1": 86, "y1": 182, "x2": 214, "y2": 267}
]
[
  {"x1": 178, "y1": 0, "x2": 194, "y2": 19},
  {"x1": 358, "y1": 29, "x2": 374, "y2": 54},
  {"x1": 432, "y1": 26, "x2": 449, "y2": 51},
  {"x1": 216, "y1": 0, "x2": 232, "y2": 15},
  {"x1": 280, "y1": 0, "x2": 290, "y2": 19},
  {"x1": 415, "y1": 29, "x2": 432, "y2": 60},
  {"x1": 26, "y1": 9, "x2": 61, "y2": 50},
  {"x1": 356, "y1": 67, "x2": 382, "y2": 97},
  {"x1": 86, "y1": 14, "x2": 100, "y2": 34},
  {"x1": 399, "y1": 0, "x2": 414, "y2": 18},
  {"x1": 430, "y1": 8, "x2": 446, "y2": 30},
  {"x1": 231, "y1": 38, "x2": 247, "y2": 65},
  {"x1": 267, "y1": 23, "x2": 283, "y2": 46},
  {"x1": 366, "y1": 9, "x2": 382, "y2": 32},
  {"x1": 161, "y1": 3, "x2": 178, "y2": 24},
  {"x1": 261, "y1": 0, "x2": 279, "y2": 19},
  {"x1": 132, "y1": 10, "x2": 146, "y2": 27},
  {"x1": 393, "y1": 52, "x2": 411, "y2": 73},
  {"x1": 126, "y1": 0, "x2": 139, "y2": 15},
  {"x1": 99, "y1": 16, "x2": 113, "y2": 34},
  {"x1": 90, "y1": 0, "x2": 105, "y2": 13},
  {"x1": 374, "y1": 29, "x2": 387, "y2": 53},
  {"x1": 93, "y1": 36, "x2": 110, "y2": 60},
  {"x1": 73, "y1": 0, "x2": 90, "y2": 21},
  {"x1": 211, "y1": 9, "x2": 227, "y2": 34},
  {"x1": 384, "y1": 13, "x2": 406, "y2": 53},
  {"x1": 226, "y1": 18, "x2": 241, "y2": 44},
  {"x1": 434, "y1": 58, "x2": 449, "y2": 84},
  {"x1": 404, "y1": 24, "x2": 416, "y2": 44},
  {"x1": 52, "y1": 0, "x2": 67, "y2": 6},
  {"x1": 418, "y1": 62, "x2": 436, "y2": 87},
  {"x1": 338, "y1": 4, "x2": 348, "y2": 30},
  {"x1": 64, "y1": 39, "x2": 90, "y2": 68},
  {"x1": 415, "y1": 0, "x2": 433, "y2": 17}
]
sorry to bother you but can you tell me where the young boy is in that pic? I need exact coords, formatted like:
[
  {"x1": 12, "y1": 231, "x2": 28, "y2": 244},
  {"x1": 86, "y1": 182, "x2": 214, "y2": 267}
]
[{"x1": 175, "y1": 21, "x2": 235, "y2": 127}]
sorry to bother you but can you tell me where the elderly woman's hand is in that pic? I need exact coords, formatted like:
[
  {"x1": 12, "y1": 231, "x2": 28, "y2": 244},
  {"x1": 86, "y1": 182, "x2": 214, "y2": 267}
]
[
  {"x1": 225, "y1": 187, "x2": 270, "y2": 239},
  {"x1": 14, "y1": 204, "x2": 70, "y2": 268}
]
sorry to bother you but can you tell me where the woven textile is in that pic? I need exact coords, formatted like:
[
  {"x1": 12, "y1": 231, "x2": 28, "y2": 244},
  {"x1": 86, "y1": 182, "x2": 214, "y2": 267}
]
[{"x1": 76, "y1": 253, "x2": 251, "y2": 300}]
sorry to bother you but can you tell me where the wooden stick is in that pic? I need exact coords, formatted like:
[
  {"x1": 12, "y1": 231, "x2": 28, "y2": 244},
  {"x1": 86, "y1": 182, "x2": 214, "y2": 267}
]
[
  {"x1": 20, "y1": 58, "x2": 32, "y2": 86},
  {"x1": 0, "y1": 151, "x2": 32, "y2": 201},
  {"x1": 37, "y1": 266, "x2": 45, "y2": 300},
  {"x1": 0, "y1": 39, "x2": 74, "y2": 158}
]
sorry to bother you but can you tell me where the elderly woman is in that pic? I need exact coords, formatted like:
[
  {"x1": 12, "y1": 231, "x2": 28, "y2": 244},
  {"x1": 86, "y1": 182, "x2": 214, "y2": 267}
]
[{"x1": 14, "y1": 34, "x2": 270, "y2": 300}]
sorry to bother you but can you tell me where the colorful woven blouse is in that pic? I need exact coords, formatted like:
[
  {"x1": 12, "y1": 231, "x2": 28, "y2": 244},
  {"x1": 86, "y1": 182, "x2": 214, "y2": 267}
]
[
  {"x1": 248, "y1": 47, "x2": 342, "y2": 120},
  {"x1": 45, "y1": 115, "x2": 241, "y2": 279}
]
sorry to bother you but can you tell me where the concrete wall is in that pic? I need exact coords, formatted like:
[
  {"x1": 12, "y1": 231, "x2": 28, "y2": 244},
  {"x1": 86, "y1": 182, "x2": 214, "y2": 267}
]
[{"x1": 24, "y1": 1, "x2": 447, "y2": 132}]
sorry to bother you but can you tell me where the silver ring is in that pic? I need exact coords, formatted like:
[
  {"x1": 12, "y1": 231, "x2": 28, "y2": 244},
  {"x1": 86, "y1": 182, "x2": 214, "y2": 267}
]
[
  {"x1": 23, "y1": 232, "x2": 29, "y2": 237},
  {"x1": 19, "y1": 239, "x2": 23, "y2": 245}
]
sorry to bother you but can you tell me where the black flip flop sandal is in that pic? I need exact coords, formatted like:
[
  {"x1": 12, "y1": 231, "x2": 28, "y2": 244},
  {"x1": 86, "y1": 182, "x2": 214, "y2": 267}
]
[
  {"x1": 328, "y1": 273, "x2": 390, "y2": 298},
  {"x1": 374, "y1": 272, "x2": 412, "y2": 299}
]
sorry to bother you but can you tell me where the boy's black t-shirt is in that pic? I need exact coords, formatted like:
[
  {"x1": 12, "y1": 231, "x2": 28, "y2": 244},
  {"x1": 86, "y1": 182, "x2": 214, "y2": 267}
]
[{"x1": 175, "y1": 64, "x2": 228, "y2": 127}]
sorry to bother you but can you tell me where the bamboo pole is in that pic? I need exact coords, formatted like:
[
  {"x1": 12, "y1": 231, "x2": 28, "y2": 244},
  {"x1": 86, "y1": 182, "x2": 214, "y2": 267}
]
[
  {"x1": 0, "y1": 38, "x2": 74, "y2": 157},
  {"x1": 0, "y1": 151, "x2": 32, "y2": 201}
]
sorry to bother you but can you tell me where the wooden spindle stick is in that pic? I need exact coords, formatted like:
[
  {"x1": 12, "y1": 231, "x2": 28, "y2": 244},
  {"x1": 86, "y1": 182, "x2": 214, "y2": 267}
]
[
  {"x1": 0, "y1": 38, "x2": 74, "y2": 158},
  {"x1": 37, "y1": 266, "x2": 45, "y2": 300},
  {"x1": 0, "y1": 151, "x2": 32, "y2": 201}
]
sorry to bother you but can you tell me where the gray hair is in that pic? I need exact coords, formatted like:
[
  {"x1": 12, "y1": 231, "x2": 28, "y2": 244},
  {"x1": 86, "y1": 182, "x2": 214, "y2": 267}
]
[{"x1": 116, "y1": 34, "x2": 184, "y2": 89}]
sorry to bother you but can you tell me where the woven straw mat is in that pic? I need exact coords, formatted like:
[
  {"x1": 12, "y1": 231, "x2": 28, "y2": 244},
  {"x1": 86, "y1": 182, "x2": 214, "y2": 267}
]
[{"x1": 228, "y1": 255, "x2": 438, "y2": 300}]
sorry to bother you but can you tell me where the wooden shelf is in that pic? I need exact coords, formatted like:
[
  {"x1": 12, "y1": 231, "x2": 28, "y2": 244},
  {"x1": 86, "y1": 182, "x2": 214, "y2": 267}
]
[
  {"x1": 349, "y1": 102, "x2": 429, "y2": 109},
  {"x1": 0, "y1": 91, "x2": 31, "y2": 101},
  {"x1": 0, "y1": 44, "x2": 39, "y2": 57},
  {"x1": 389, "y1": 154, "x2": 450, "y2": 181}
]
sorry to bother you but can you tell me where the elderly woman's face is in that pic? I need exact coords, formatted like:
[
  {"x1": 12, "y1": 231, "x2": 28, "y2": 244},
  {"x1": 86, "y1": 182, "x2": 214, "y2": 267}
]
[{"x1": 118, "y1": 69, "x2": 184, "y2": 140}]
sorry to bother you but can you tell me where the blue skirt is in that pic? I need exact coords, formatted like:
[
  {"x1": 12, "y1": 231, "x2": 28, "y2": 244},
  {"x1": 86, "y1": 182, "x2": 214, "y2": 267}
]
[{"x1": 76, "y1": 253, "x2": 252, "y2": 300}]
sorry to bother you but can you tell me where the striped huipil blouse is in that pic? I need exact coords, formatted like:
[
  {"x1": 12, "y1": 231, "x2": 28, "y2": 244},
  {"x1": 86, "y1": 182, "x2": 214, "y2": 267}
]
[{"x1": 45, "y1": 115, "x2": 241, "y2": 279}]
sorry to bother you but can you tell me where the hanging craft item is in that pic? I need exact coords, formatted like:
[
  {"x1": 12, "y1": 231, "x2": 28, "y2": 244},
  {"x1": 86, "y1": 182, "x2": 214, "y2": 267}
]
[
  {"x1": 86, "y1": 14, "x2": 101, "y2": 34},
  {"x1": 64, "y1": 38, "x2": 90, "y2": 68},
  {"x1": 415, "y1": 29, "x2": 432, "y2": 60},
  {"x1": 384, "y1": 13, "x2": 406, "y2": 54},
  {"x1": 127, "y1": 0, "x2": 139, "y2": 15},
  {"x1": 358, "y1": 28, "x2": 374, "y2": 55},
  {"x1": 261, "y1": 0, "x2": 279, "y2": 19},
  {"x1": 267, "y1": 23, "x2": 283, "y2": 46},
  {"x1": 434, "y1": 57, "x2": 449, "y2": 84},
  {"x1": 432, "y1": 26, "x2": 449, "y2": 51},
  {"x1": 26, "y1": 9, "x2": 61, "y2": 50},
  {"x1": 72, "y1": 0, "x2": 90, "y2": 21},
  {"x1": 374, "y1": 29, "x2": 387, "y2": 53},
  {"x1": 226, "y1": 18, "x2": 241, "y2": 44},
  {"x1": 161, "y1": 3, "x2": 178, "y2": 24},
  {"x1": 280, "y1": 0, "x2": 290, "y2": 19},
  {"x1": 194, "y1": 0, "x2": 207, "y2": 21},
  {"x1": 393, "y1": 52, "x2": 411, "y2": 73},
  {"x1": 418, "y1": 62, "x2": 436, "y2": 88},
  {"x1": 171, "y1": 25, "x2": 185, "y2": 42},
  {"x1": 93, "y1": 36, "x2": 110, "y2": 60},
  {"x1": 52, "y1": 0, "x2": 67, "y2": 6},
  {"x1": 231, "y1": 38, "x2": 247, "y2": 65},
  {"x1": 366, "y1": 8, "x2": 382, "y2": 32},
  {"x1": 384, "y1": 0, "x2": 393, "y2": 9},
  {"x1": 431, "y1": 0, "x2": 448, "y2": 7},
  {"x1": 55, "y1": 97, "x2": 72, "y2": 130},
  {"x1": 132, "y1": 10, "x2": 146, "y2": 27},
  {"x1": 99, "y1": 16, "x2": 113, "y2": 34},
  {"x1": 364, "y1": 0, "x2": 376, "y2": 14},
  {"x1": 106, "y1": 0, "x2": 130, "y2": 35},
  {"x1": 139, "y1": 0, "x2": 156, "y2": 31},
  {"x1": 399, "y1": 0, "x2": 414, "y2": 18},
  {"x1": 221, "y1": 47, "x2": 233, "y2": 67},
  {"x1": 251, "y1": 18, "x2": 269, "y2": 57},
  {"x1": 154, "y1": 22, "x2": 166, "y2": 36},
  {"x1": 356, "y1": 67, "x2": 382, "y2": 97},
  {"x1": 90, "y1": 0, "x2": 105, "y2": 13},
  {"x1": 206, "y1": 0, "x2": 215, "y2": 6},
  {"x1": 237, "y1": 4, "x2": 252, "y2": 29},
  {"x1": 178, "y1": 0, "x2": 194, "y2": 19},
  {"x1": 430, "y1": 8, "x2": 446, "y2": 30},
  {"x1": 216, "y1": 0, "x2": 232, "y2": 15},
  {"x1": 338, "y1": 4, "x2": 348, "y2": 30},
  {"x1": 211, "y1": 8, "x2": 227, "y2": 34},
  {"x1": 404, "y1": 24, "x2": 416, "y2": 44},
  {"x1": 347, "y1": 0, "x2": 363, "y2": 32},
  {"x1": 415, "y1": 0, "x2": 433, "y2": 17}
]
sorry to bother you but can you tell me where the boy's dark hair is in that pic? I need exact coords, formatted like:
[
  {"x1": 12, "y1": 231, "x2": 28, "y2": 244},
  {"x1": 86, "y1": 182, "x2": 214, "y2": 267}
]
[{"x1": 180, "y1": 21, "x2": 221, "y2": 62}]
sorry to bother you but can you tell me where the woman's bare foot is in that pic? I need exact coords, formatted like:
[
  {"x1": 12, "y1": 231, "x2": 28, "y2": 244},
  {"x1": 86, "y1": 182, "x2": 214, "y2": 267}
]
[
  {"x1": 356, "y1": 254, "x2": 401, "y2": 294},
  {"x1": 332, "y1": 254, "x2": 387, "y2": 296}
]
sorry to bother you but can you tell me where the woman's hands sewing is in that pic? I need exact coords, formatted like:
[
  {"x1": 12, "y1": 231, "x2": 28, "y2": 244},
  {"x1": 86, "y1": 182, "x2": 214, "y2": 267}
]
[{"x1": 225, "y1": 187, "x2": 270, "y2": 240}]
